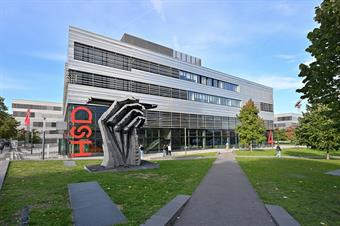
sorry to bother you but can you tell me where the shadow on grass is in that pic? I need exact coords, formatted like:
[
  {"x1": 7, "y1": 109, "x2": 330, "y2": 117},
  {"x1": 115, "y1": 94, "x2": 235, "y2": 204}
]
[{"x1": 0, "y1": 159, "x2": 214, "y2": 226}]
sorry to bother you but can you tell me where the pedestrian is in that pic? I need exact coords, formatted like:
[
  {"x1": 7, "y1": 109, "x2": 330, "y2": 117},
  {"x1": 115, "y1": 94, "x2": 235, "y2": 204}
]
[
  {"x1": 168, "y1": 143, "x2": 172, "y2": 156},
  {"x1": 164, "y1": 144, "x2": 169, "y2": 156},
  {"x1": 275, "y1": 145, "x2": 282, "y2": 158},
  {"x1": 162, "y1": 145, "x2": 166, "y2": 157},
  {"x1": 139, "y1": 144, "x2": 144, "y2": 158}
]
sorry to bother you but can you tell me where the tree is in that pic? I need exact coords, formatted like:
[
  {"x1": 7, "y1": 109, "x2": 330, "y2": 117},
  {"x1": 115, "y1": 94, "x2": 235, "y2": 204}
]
[
  {"x1": 297, "y1": 0, "x2": 340, "y2": 130},
  {"x1": 236, "y1": 99, "x2": 266, "y2": 151},
  {"x1": 16, "y1": 128, "x2": 41, "y2": 144},
  {"x1": 285, "y1": 127, "x2": 296, "y2": 143},
  {"x1": 274, "y1": 128, "x2": 287, "y2": 143},
  {"x1": 296, "y1": 104, "x2": 340, "y2": 155},
  {"x1": 0, "y1": 97, "x2": 19, "y2": 139}
]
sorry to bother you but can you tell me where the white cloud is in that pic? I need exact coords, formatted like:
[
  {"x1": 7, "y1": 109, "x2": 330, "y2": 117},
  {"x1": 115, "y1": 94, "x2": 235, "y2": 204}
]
[
  {"x1": 273, "y1": 54, "x2": 296, "y2": 60},
  {"x1": 272, "y1": 2, "x2": 297, "y2": 15},
  {"x1": 244, "y1": 74, "x2": 302, "y2": 90},
  {"x1": 149, "y1": 0, "x2": 166, "y2": 21},
  {"x1": 303, "y1": 57, "x2": 315, "y2": 65}
]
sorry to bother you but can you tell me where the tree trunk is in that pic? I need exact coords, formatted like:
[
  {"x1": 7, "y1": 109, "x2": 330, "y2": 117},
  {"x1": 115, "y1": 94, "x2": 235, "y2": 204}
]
[
  {"x1": 250, "y1": 143, "x2": 253, "y2": 152},
  {"x1": 326, "y1": 151, "x2": 330, "y2": 160}
]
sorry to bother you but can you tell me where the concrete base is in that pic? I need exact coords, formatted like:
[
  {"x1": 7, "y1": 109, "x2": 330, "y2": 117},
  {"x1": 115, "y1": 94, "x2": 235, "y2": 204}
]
[
  {"x1": 64, "y1": 161, "x2": 76, "y2": 167},
  {"x1": 325, "y1": 169, "x2": 340, "y2": 176},
  {"x1": 266, "y1": 204, "x2": 300, "y2": 226},
  {"x1": 0, "y1": 160, "x2": 9, "y2": 190},
  {"x1": 84, "y1": 160, "x2": 159, "y2": 173},
  {"x1": 142, "y1": 195, "x2": 190, "y2": 226}
]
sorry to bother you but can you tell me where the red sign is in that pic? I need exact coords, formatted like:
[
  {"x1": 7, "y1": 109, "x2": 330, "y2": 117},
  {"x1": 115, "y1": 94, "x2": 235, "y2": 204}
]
[
  {"x1": 24, "y1": 109, "x2": 31, "y2": 126},
  {"x1": 69, "y1": 106, "x2": 93, "y2": 157}
]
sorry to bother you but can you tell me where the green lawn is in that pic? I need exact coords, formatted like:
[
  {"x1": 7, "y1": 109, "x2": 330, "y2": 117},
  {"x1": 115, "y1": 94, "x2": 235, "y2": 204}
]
[
  {"x1": 236, "y1": 148, "x2": 340, "y2": 157},
  {"x1": 238, "y1": 157, "x2": 340, "y2": 226},
  {"x1": 0, "y1": 159, "x2": 215, "y2": 226}
]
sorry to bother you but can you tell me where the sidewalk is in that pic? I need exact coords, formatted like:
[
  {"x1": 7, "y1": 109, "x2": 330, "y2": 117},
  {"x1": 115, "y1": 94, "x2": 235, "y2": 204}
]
[{"x1": 174, "y1": 152, "x2": 275, "y2": 226}]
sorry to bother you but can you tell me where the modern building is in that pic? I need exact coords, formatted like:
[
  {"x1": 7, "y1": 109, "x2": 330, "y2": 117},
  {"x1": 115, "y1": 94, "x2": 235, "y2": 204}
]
[
  {"x1": 12, "y1": 99, "x2": 63, "y2": 144},
  {"x1": 63, "y1": 26, "x2": 274, "y2": 156},
  {"x1": 274, "y1": 113, "x2": 301, "y2": 129}
]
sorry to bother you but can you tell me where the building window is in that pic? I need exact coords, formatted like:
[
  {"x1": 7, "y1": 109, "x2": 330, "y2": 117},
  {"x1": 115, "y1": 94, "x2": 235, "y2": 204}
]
[
  {"x1": 187, "y1": 91, "x2": 241, "y2": 107},
  {"x1": 277, "y1": 116, "x2": 292, "y2": 121},
  {"x1": 260, "y1": 102, "x2": 273, "y2": 112},
  {"x1": 13, "y1": 111, "x2": 35, "y2": 118}
]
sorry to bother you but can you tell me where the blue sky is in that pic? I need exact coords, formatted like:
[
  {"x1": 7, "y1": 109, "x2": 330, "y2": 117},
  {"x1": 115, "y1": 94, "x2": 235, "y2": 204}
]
[{"x1": 0, "y1": 0, "x2": 320, "y2": 113}]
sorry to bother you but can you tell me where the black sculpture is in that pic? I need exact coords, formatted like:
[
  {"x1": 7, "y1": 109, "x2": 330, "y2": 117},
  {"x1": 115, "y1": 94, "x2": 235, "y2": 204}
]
[{"x1": 87, "y1": 97, "x2": 156, "y2": 168}]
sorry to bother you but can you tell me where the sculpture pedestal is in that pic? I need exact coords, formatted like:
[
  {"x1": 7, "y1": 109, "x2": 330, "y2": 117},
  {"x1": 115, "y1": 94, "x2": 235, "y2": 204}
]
[{"x1": 84, "y1": 160, "x2": 159, "y2": 173}]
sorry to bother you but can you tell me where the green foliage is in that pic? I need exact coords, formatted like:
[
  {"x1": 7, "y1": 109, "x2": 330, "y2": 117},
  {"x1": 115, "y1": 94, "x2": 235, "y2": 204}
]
[
  {"x1": 0, "y1": 96, "x2": 19, "y2": 139},
  {"x1": 296, "y1": 105, "x2": 340, "y2": 151},
  {"x1": 236, "y1": 99, "x2": 266, "y2": 149},
  {"x1": 274, "y1": 128, "x2": 288, "y2": 142},
  {"x1": 297, "y1": 0, "x2": 340, "y2": 130},
  {"x1": 16, "y1": 128, "x2": 41, "y2": 144}
]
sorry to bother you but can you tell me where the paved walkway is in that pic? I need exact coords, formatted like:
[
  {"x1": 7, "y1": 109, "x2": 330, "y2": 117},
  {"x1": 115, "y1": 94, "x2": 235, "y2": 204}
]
[{"x1": 175, "y1": 153, "x2": 275, "y2": 226}]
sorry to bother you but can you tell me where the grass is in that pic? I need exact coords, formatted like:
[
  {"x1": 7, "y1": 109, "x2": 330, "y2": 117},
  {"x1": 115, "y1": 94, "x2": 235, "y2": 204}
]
[
  {"x1": 238, "y1": 157, "x2": 340, "y2": 226},
  {"x1": 236, "y1": 148, "x2": 340, "y2": 157},
  {"x1": 0, "y1": 158, "x2": 215, "y2": 226}
]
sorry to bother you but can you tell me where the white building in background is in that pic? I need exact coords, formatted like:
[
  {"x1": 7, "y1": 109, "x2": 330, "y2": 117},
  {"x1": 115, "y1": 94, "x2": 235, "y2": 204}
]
[
  {"x1": 12, "y1": 99, "x2": 63, "y2": 144},
  {"x1": 62, "y1": 26, "x2": 274, "y2": 156},
  {"x1": 274, "y1": 113, "x2": 301, "y2": 129}
]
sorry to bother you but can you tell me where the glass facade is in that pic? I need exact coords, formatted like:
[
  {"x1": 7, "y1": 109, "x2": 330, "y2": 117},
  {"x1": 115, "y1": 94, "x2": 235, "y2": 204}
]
[{"x1": 64, "y1": 103, "x2": 244, "y2": 156}]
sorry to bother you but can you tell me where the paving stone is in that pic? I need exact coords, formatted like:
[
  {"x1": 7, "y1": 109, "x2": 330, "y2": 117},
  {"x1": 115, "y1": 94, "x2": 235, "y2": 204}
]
[
  {"x1": 175, "y1": 153, "x2": 275, "y2": 226},
  {"x1": 325, "y1": 169, "x2": 340, "y2": 176},
  {"x1": 142, "y1": 195, "x2": 190, "y2": 226},
  {"x1": 0, "y1": 160, "x2": 9, "y2": 190},
  {"x1": 68, "y1": 181, "x2": 127, "y2": 226},
  {"x1": 64, "y1": 161, "x2": 76, "y2": 167},
  {"x1": 266, "y1": 204, "x2": 300, "y2": 226}
]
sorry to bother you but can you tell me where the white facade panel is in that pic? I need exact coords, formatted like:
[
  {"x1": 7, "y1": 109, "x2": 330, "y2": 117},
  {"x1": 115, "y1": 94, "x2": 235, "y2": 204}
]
[{"x1": 65, "y1": 26, "x2": 274, "y2": 123}]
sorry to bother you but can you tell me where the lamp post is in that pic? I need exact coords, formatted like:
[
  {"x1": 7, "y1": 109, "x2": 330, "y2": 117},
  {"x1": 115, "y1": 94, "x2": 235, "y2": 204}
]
[{"x1": 42, "y1": 117, "x2": 46, "y2": 160}]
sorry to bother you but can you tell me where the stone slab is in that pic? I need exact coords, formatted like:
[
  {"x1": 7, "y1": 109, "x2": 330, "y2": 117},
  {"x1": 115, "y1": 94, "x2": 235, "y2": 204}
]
[
  {"x1": 68, "y1": 181, "x2": 127, "y2": 226},
  {"x1": 85, "y1": 160, "x2": 159, "y2": 173},
  {"x1": 64, "y1": 161, "x2": 76, "y2": 167},
  {"x1": 266, "y1": 204, "x2": 300, "y2": 226},
  {"x1": 0, "y1": 160, "x2": 9, "y2": 190},
  {"x1": 325, "y1": 169, "x2": 340, "y2": 176},
  {"x1": 142, "y1": 195, "x2": 190, "y2": 226}
]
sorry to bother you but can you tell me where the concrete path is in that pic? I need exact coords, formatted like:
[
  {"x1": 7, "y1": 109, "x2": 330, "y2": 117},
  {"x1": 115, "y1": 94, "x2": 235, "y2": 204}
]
[{"x1": 175, "y1": 153, "x2": 275, "y2": 226}]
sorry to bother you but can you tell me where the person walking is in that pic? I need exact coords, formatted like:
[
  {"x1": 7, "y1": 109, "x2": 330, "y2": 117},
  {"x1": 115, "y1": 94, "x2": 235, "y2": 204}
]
[
  {"x1": 168, "y1": 143, "x2": 172, "y2": 156},
  {"x1": 139, "y1": 144, "x2": 144, "y2": 159},
  {"x1": 275, "y1": 145, "x2": 282, "y2": 158}
]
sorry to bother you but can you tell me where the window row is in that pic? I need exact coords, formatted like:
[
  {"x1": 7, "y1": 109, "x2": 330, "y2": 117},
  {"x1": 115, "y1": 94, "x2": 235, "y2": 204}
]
[
  {"x1": 68, "y1": 70, "x2": 188, "y2": 100},
  {"x1": 260, "y1": 102, "x2": 273, "y2": 112},
  {"x1": 68, "y1": 70, "x2": 241, "y2": 108},
  {"x1": 12, "y1": 104, "x2": 62, "y2": 111},
  {"x1": 13, "y1": 111, "x2": 35, "y2": 118},
  {"x1": 179, "y1": 71, "x2": 238, "y2": 92},
  {"x1": 145, "y1": 110, "x2": 239, "y2": 130},
  {"x1": 188, "y1": 92, "x2": 241, "y2": 107},
  {"x1": 32, "y1": 122, "x2": 57, "y2": 127},
  {"x1": 74, "y1": 42, "x2": 239, "y2": 92},
  {"x1": 277, "y1": 116, "x2": 292, "y2": 121}
]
